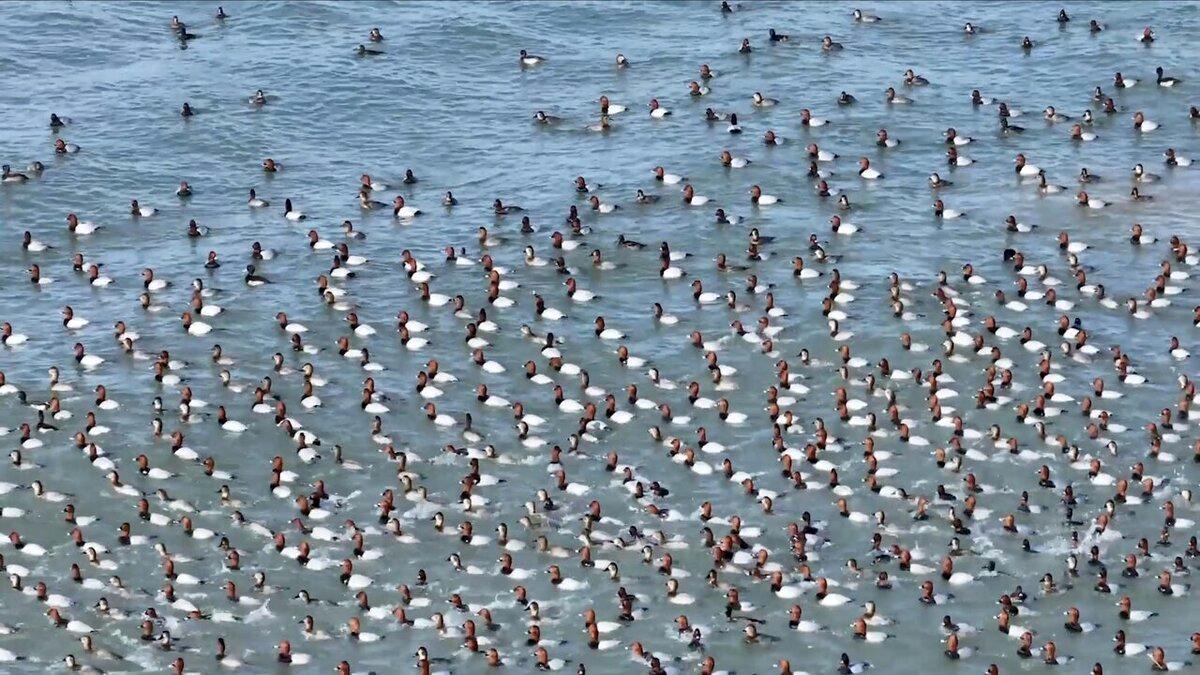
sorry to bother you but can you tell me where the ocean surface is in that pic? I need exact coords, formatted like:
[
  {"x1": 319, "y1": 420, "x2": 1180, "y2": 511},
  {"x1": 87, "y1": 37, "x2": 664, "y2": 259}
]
[{"x1": 3, "y1": 1, "x2": 1200, "y2": 673}]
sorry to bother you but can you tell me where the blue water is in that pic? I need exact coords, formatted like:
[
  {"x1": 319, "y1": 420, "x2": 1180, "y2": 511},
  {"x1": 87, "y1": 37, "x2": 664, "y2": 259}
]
[{"x1": 3, "y1": 2, "x2": 1200, "y2": 673}]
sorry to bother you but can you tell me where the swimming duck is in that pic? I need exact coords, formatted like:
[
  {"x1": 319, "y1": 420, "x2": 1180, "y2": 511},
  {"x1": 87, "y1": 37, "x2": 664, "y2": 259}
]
[
  {"x1": 519, "y1": 49, "x2": 546, "y2": 66},
  {"x1": 1133, "y1": 164, "x2": 1161, "y2": 182},
  {"x1": 749, "y1": 185, "x2": 780, "y2": 205},
  {"x1": 1070, "y1": 124, "x2": 1097, "y2": 141},
  {"x1": 682, "y1": 185, "x2": 710, "y2": 205},
  {"x1": 1133, "y1": 111, "x2": 1158, "y2": 132},
  {"x1": 283, "y1": 198, "x2": 306, "y2": 220},
  {"x1": 1, "y1": 165, "x2": 29, "y2": 182},
  {"x1": 247, "y1": 189, "x2": 269, "y2": 207},
  {"x1": 392, "y1": 196, "x2": 421, "y2": 218},
  {"x1": 130, "y1": 200, "x2": 157, "y2": 217},
  {"x1": 884, "y1": 87, "x2": 911, "y2": 104},
  {"x1": 66, "y1": 213, "x2": 101, "y2": 235},
  {"x1": 1076, "y1": 191, "x2": 1107, "y2": 209},
  {"x1": 933, "y1": 200, "x2": 964, "y2": 219},
  {"x1": 1014, "y1": 154, "x2": 1039, "y2": 177},
  {"x1": 1156, "y1": 66, "x2": 1181, "y2": 87},
  {"x1": 752, "y1": 92, "x2": 779, "y2": 107},
  {"x1": 857, "y1": 157, "x2": 882, "y2": 179}
]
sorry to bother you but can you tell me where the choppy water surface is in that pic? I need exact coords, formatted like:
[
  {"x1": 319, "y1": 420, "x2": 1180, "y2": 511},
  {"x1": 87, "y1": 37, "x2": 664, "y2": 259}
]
[{"x1": 3, "y1": 1, "x2": 1200, "y2": 673}]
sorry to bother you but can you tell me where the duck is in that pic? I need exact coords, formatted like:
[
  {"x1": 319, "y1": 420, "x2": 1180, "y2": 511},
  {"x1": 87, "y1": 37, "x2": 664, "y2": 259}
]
[
  {"x1": 682, "y1": 185, "x2": 710, "y2": 205},
  {"x1": 1133, "y1": 111, "x2": 1158, "y2": 132},
  {"x1": 1, "y1": 165, "x2": 29, "y2": 183},
  {"x1": 1133, "y1": 164, "x2": 1161, "y2": 182},
  {"x1": 1156, "y1": 66, "x2": 1181, "y2": 87},
  {"x1": 929, "y1": 173, "x2": 952, "y2": 188},
  {"x1": 884, "y1": 87, "x2": 911, "y2": 104},
  {"x1": 1076, "y1": 191, "x2": 1107, "y2": 209},
  {"x1": 130, "y1": 200, "x2": 157, "y2": 217},
  {"x1": 519, "y1": 49, "x2": 546, "y2": 66},
  {"x1": 392, "y1": 196, "x2": 421, "y2": 218},
  {"x1": 283, "y1": 198, "x2": 306, "y2": 220},
  {"x1": 588, "y1": 196, "x2": 618, "y2": 213},
  {"x1": 1014, "y1": 154, "x2": 1040, "y2": 177},
  {"x1": 1070, "y1": 124, "x2": 1097, "y2": 141},
  {"x1": 247, "y1": 189, "x2": 269, "y2": 207},
  {"x1": 61, "y1": 306, "x2": 89, "y2": 330},
  {"x1": 181, "y1": 312, "x2": 211, "y2": 336},
  {"x1": 1, "y1": 323, "x2": 28, "y2": 347},
  {"x1": 750, "y1": 185, "x2": 780, "y2": 205},
  {"x1": 933, "y1": 200, "x2": 964, "y2": 219},
  {"x1": 752, "y1": 92, "x2": 779, "y2": 107},
  {"x1": 853, "y1": 9, "x2": 880, "y2": 22},
  {"x1": 720, "y1": 150, "x2": 750, "y2": 168},
  {"x1": 857, "y1": 158, "x2": 882, "y2": 180},
  {"x1": 359, "y1": 189, "x2": 385, "y2": 210},
  {"x1": 244, "y1": 265, "x2": 271, "y2": 286}
]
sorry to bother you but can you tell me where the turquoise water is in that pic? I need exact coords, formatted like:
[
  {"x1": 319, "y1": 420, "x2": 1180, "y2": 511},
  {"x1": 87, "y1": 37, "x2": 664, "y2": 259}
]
[{"x1": 3, "y1": 1, "x2": 1200, "y2": 673}]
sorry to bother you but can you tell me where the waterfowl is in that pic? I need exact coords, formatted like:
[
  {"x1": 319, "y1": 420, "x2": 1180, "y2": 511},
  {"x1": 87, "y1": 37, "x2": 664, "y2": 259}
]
[
  {"x1": 933, "y1": 200, "x2": 964, "y2": 219},
  {"x1": 1, "y1": 165, "x2": 29, "y2": 182},
  {"x1": 519, "y1": 49, "x2": 546, "y2": 66},
  {"x1": 852, "y1": 9, "x2": 880, "y2": 22},
  {"x1": 392, "y1": 196, "x2": 421, "y2": 218},
  {"x1": 682, "y1": 184, "x2": 710, "y2": 205},
  {"x1": 247, "y1": 189, "x2": 269, "y2": 207},
  {"x1": 1076, "y1": 191, "x2": 1107, "y2": 209},
  {"x1": 749, "y1": 185, "x2": 780, "y2": 205},
  {"x1": 1156, "y1": 66, "x2": 1181, "y2": 87},
  {"x1": 244, "y1": 265, "x2": 271, "y2": 286},
  {"x1": 1133, "y1": 111, "x2": 1159, "y2": 132},
  {"x1": 929, "y1": 173, "x2": 952, "y2": 188},
  {"x1": 1133, "y1": 164, "x2": 1161, "y2": 182},
  {"x1": 282, "y1": 196, "x2": 307, "y2": 220},
  {"x1": 752, "y1": 92, "x2": 779, "y2": 107},
  {"x1": 130, "y1": 200, "x2": 157, "y2": 217},
  {"x1": 884, "y1": 87, "x2": 910, "y2": 104},
  {"x1": 359, "y1": 189, "x2": 385, "y2": 210},
  {"x1": 588, "y1": 195, "x2": 618, "y2": 213},
  {"x1": 1014, "y1": 154, "x2": 1040, "y2": 177},
  {"x1": 1070, "y1": 124, "x2": 1097, "y2": 141},
  {"x1": 857, "y1": 157, "x2": 882, "y2": 180},
  {"x1": 1164, "y1": 148, "x2": 1192, "y2": 166}
]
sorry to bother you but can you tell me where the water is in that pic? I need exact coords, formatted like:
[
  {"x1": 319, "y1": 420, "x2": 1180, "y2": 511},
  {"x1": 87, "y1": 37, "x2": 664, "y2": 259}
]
[{"x1": 2, "y1": 1, "x2": 1200, "y2": 673}]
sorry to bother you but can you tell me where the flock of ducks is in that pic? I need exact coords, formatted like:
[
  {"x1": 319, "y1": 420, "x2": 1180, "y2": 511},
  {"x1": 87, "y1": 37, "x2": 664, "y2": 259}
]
[{"x1": 4, "y1": 4, "x2": 1200, "y2": 675}]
